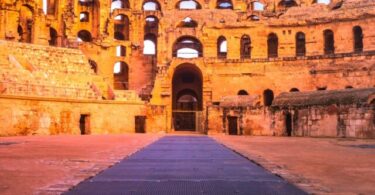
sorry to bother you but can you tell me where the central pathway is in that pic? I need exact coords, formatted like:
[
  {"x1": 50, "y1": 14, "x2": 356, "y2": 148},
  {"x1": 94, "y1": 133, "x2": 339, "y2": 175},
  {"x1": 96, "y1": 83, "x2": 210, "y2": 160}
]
[{"x1": 66, "y1": 136, "x2": 306, "y2": 195}]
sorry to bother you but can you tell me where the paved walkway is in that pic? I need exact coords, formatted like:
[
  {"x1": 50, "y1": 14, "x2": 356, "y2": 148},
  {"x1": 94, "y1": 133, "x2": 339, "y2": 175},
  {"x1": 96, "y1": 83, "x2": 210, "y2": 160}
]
[{"x1": 65, "y1": 136, "x2": 305, "y2": 195}]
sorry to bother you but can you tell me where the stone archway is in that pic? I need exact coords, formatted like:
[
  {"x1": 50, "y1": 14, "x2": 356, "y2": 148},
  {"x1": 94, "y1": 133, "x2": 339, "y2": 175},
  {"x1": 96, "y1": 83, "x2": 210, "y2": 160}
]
[{"x1": 172, "y1": 63, "x2": 203, "y2": 131}]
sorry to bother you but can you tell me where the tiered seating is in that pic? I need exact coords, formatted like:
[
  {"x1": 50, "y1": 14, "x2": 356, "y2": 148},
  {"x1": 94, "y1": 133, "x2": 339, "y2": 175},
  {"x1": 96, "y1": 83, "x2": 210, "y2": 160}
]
[{"x1": 0, "y1": 41, "x2": 101, "y2": 99}]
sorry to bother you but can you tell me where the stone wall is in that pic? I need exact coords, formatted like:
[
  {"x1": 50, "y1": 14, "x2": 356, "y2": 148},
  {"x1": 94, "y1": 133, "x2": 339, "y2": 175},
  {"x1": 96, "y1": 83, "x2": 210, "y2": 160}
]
[
  {"x1": 207, "y1": 105, "x2": 273, "y2": 136},
  {"x1": 206, "y1": 103, "x2": 375, "y2": 138},
  {"x1": 1, "y1": 0, "x2": 375, "y2": 137},
  {"x1": 271, "y1": 104, "x2": 375, "y2": 138},
  {"x1": 0, "y1": 96, "x2": 146, "y2": 136}
]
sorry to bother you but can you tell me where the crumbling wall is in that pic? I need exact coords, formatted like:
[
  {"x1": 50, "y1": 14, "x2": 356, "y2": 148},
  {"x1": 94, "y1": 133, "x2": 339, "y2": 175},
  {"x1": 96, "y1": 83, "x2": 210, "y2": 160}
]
[
  {"x1": 0, "y1": 96, "x2": 145, "y2": 136},
  {"x1": 271, "y1": 104, "x2": 375, "y2": 138}
]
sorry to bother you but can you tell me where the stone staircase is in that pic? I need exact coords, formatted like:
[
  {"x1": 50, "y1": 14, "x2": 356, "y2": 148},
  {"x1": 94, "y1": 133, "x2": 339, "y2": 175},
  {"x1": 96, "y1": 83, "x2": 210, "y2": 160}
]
[{"x1": 0, "y1": 41, "x2": 105, "y2": 99}]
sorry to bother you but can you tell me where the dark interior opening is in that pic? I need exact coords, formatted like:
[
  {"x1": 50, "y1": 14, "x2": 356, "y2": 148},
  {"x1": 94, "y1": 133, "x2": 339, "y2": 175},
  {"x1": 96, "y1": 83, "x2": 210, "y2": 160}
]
[
  {"x1": 79, "y1": 114, "x2": 90, "y2": 135},
  {"x1": 228, "y1": 116, "x2": 238, "y2": 135},
  {"x1": 286, "y1": 112, "x2": 292, "y2": 136},
  {"x1": 135, "y1": 116, "x2": 146, "y2": 133}
]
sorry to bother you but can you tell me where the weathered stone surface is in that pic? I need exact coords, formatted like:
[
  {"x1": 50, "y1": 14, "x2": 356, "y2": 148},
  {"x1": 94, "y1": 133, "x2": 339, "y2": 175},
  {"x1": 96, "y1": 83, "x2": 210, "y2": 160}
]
[{"x1": 0, "y1": 0, "x2": 374, "y2": 137}]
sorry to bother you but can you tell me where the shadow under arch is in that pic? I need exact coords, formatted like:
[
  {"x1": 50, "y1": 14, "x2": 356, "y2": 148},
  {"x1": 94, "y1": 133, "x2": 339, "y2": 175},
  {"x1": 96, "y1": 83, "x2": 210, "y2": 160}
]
[{"x1": 172, "y1": 63, "x2": 203, "y2": 131}]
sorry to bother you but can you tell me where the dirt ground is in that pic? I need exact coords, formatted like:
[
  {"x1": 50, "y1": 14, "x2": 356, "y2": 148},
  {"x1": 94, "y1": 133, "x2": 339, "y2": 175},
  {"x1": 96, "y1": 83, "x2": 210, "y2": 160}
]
[
  {"x1": 213, "y1": 135, "x2": 375, "y2": 195},
  {"x1": 0, "y1": 134, "x2": 160, "y2": 195},
  {"x1": 1, "y1": 135, "x2": 375, "y2": 195}
]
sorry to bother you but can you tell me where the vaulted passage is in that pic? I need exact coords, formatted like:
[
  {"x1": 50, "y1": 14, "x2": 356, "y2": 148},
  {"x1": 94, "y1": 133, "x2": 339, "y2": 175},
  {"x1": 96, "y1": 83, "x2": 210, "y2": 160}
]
[
  {"x1": 65, "y1": 136, "x2": 306, "y2": 194},
  {"x1": 172, "y1": 64, "x2": 203, "y2": 131}
]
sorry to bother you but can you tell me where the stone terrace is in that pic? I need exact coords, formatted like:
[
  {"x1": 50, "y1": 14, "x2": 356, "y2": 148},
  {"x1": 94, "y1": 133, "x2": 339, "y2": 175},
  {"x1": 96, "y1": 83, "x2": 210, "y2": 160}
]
[{"x1": 0, "y1": 41, "x2": 112, "y2": 100}]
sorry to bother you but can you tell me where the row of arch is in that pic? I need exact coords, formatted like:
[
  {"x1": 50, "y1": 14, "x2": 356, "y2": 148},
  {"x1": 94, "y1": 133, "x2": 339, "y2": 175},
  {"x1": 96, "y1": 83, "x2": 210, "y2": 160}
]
[
  {"x1": 110, "y1": 0, "x2": 234, "y2": 11},
  {"x1": 70, "y1": 25, "x2": 363, "y2": 60},
  {"x1": 108, "y1": 0, "x2": 331, "y2": 12},
  {"x1": 168, "y1": 26, "x2": 364, "y2": 59}
]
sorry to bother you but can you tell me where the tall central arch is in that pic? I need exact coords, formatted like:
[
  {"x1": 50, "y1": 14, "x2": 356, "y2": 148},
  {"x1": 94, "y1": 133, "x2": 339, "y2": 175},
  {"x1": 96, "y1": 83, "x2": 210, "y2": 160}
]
[{"x1": 172, "y1": 63, "x2": 203, "y2": 131}]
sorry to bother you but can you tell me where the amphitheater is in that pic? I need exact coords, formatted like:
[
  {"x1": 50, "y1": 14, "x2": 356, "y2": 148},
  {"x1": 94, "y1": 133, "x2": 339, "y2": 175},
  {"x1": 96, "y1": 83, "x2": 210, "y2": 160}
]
[{"x1": 0, "y1": 0, "x2": 374, "y2": 137}]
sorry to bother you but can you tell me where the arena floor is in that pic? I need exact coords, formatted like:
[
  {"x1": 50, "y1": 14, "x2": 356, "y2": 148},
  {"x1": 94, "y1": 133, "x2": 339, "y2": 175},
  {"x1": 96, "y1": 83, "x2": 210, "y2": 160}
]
[{"x1": 0, "y1": 134, "x2": 374, "y2": 194}]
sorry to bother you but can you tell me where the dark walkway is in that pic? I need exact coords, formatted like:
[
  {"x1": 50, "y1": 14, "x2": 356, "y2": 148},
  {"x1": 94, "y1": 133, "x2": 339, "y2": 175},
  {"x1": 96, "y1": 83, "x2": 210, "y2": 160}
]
[{"x1": 66, "y1": 136, "x2": 306, "y2": 195}]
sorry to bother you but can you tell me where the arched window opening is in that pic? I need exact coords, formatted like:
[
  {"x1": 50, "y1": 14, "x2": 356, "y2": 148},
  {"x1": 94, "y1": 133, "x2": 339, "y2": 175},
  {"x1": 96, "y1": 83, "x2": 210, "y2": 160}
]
[
  {"x1": 240, "y1": 35, "x2": 251, "y2": 59},
  {"x1": 114, "y1": 14, "x2": 129, "y2": 41},
  {"x1": 113, "y1": 61, "x2": 129, "y2": 90},
  {"x1": 290, "y1": 88, "x2": 300, "y2": 92},
  {"x1": 217, "y1": 36, "x2": 227, "y2": 58},
  {"x1": 323, "y1": 29, "x2": 334, "y2": 55},
  {"x1": 43, "y1": 0, "x2": 57, "y2": 15},
  {"x1": 173, "y1": 36, "x2": 203, "y2": 58},
  {"x1": 145, "y1": 16, "x2": 159, "y2": 35},
  {"x1": 88, "y1": 59, "x2": 98, "y2": 74},
  {"x1": 263, "y1": 89, "x2": 274, "y2": 106},
  {"x1": 19, "y1": 5, "x2": 33, "y2": 43},
  {"x1": 111, "y1": 0, "x2": 130, "y2": 12},
  {"x1": 177, "y1": 0, "x2": 201, "y2": 10},
  {"x1": 345, "y1": 86, "x2": 353, "y2": 89},
  {"x1": 143, "y1": 0, "x2": 161, "y2": 11},
  {"x1": 313, "y1": 0, "x2": 330, "y2": 5},
  {"x1": 296, "y1": 32, "x2": 306, "y2": 56},
  {"x1": 252, "y1": 2, "x2": 264, "y2": 11},
  {"x1": 116, "y1": 45, "x2": 126, "y2": 57},
  {"x1": 80, "y1": 12, "x2": 90, "y2": 22},
  {"x1": 353, "y1": 26, "x2": 363, "y2": 53},
  {"x1": 217, "y1": 0, "x2": 233, "y2": 9},
  {"x1": 278, "y1": 0, "x2": 297, "y2": 9},
  {"x1": 49, "y1": 27, "x2": 58, "y2": 46},
  {"x1": 263, "y1": 89, "x2": 274, "y2": 107},
  {"x1": 268, "y1": 33, "x2": 278, "y2": 58},
  {"x1": 43, "y1": 0, "x2": 47, "y2": 14},
  {"x1": 143, "y1": 34, "x2": 157, "y2": 55},
  {"x1": 178, "y1": 17, "x2": 198, "y2": 28},
  {"x1": 238, "y1": 90, "x2": 249, "y2": 95},
  {"x1": 77, "y1": 30, "x2": 92, "y2": 42}
]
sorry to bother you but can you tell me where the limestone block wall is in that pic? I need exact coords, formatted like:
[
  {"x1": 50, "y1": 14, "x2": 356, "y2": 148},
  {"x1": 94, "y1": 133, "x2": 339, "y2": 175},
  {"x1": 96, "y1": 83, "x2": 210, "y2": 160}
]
[
  {"x1": 207, "y1": 106, "x2": 273, "y2": 136},
  {"x1": 0, "y1": 96, "x2": 145, "y2": 136},
  {"x1": 271, "y1": 104, "x2": 375, "y2": 138}
]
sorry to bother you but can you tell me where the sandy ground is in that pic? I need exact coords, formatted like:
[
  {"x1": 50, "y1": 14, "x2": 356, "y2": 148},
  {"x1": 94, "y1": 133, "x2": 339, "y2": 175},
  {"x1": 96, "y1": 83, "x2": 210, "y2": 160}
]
[
  {"x1": 214, "y1": 136, "x2": 375, "y2": 195},
  {"x1": 1, "y1": 134, "x2": 374, "y2": 195},
  {"x1": 0, "y1": 134, "x2": 160, "y2": 195}
]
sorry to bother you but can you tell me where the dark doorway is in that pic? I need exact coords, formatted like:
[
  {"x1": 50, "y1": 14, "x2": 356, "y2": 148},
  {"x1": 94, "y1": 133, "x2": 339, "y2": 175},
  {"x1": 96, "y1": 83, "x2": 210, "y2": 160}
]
[
  {"x1": 49, "y1": 27, "x2": 58, "y2": 46},
  {"x1": 263, "y1": 89, "x2": 274, "y2": 106},
  {"x1": 172, "y1": 63, "x2": 203, "y2": 131},
  {"x1": 173, "y1": 112, "x2": 196, "y2": 131},
  {"x1": 79, "y1": 114, "x2": 90, "y2": 135},
  {"x1": 135, "y1": 116, "x2": 146, "y2": 133},
  {"x1": 285, "y1": 112, "x2": 292, "y2": 136},
  {"x1": 228, "y1": 116, "x2": 238, "y2": 135}
]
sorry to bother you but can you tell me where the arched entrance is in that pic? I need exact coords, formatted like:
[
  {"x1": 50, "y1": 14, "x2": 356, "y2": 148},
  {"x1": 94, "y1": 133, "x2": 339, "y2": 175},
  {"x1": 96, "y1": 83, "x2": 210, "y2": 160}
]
[
  {"x1": 18, "y1": 5, "x2": 34, "y2": 43},
  {"x1": 172, "y1": 63, "x2": 203, "y2": 131}
]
